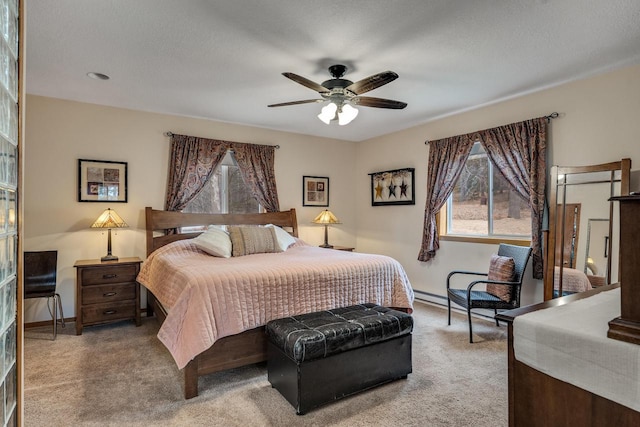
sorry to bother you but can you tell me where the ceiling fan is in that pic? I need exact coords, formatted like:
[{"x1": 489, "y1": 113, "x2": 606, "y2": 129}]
[{"x1": 268, "y1": 64, "x2": 407, "y2": 125}]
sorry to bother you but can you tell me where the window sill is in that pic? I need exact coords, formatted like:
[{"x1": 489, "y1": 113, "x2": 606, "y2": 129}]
[{"x1": 439, "y1": 234, "x2": 531, "y2": 246}]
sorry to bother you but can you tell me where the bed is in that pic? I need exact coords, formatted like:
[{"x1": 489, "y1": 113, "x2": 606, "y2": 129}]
[
  {"x1": 553, "y1": 266, "x2": 592, "y2": 296},
  {"x1": 138, "y1": 207, "x2": 415, "y2": 398}
]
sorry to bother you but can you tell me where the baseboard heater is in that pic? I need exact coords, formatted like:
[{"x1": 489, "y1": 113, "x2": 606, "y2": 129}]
[{"x1": 413, "y1": 289, "x2": 498, "y2": 322}]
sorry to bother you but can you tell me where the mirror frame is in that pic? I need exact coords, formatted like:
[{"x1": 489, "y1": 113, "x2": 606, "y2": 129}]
[{"x1": 544, "y1": 158, "x2": 631, "y2": 300}]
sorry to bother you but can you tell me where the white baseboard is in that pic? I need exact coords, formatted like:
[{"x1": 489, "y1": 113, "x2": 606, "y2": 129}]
[{"x1": 413, "y1": 289, "x2": 500, "y2": 322}]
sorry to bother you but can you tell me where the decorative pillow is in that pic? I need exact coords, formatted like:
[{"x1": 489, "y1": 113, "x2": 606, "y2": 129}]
[
  {"x1": 265, "y1": 224, "x2": 297, "y2": 251},
  {"x1": 207, "y1": 224, "x2": 227, "y2": 232},
  {"x1": 192, "y1": 227, "x2": 232, "y2": 258},
  {"x1": 228, "y1": 225, "x2": 282, "y2": 257},
  {"x1": 486, "y1": 254, "x2": 516, "y2": 302}
]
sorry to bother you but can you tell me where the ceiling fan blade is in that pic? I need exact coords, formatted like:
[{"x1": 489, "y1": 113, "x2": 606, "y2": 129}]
[
  {"x1": 282, "y1": 72, "x2": 330, "y2": 94},
  {"x1": 356, "y1": 96, "x2": 407, "y2": 109},
  {"x1": 268, "y1": 99, "x2": 325, "y2": 107},
  {"x1": 346, "y1": 71, "x2": 399, "y2": 95}
]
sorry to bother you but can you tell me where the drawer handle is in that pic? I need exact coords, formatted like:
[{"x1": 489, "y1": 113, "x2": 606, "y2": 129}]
[
  {"x1": 103, "y1": 292, "x2": 117, "y2": 297},
  {"x1": 103, "y1": 274, "x2": 118, "y2": 279},
  {"x1": 103, "y1": 310, "x2": 117, "y2": 315}
]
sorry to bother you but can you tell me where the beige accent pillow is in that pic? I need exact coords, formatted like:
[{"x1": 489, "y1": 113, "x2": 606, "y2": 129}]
[
  {"x1": 486, "y1": 254, "x2": 516, "y2": 302},
  {"x1": 192, "y1": 227, "x2": 232, "y2": 258},
  {"x1": 228, "y1": 226, "x2": 282, "y2": 257}
]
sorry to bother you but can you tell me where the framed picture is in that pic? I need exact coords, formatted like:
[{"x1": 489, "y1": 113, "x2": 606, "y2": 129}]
[
  {"x1": 78, "y1": 159, "x2": 128, "y2": 202},
  {"x1": 302, "y1": 176, "x2": 329, "y2": 207},
  {"x1": 369, "y1": 168, "x2": 415, "y2": 206}
]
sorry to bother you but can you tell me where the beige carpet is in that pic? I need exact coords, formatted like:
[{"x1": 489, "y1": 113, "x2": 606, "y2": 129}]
[{"x1": 24, "y1": 302, "x2": 508, "y2": 426}]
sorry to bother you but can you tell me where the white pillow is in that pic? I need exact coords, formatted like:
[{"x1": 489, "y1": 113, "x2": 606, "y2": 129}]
[
  {"x1": 266, "y1": 224, "x2": 297, "y2": 251},
  {"x1": 207, "y1": 224, "x2": 227, "y2": 232},
  {"x1": 192, "y1": 227, "x2": 232, "y2": 258}
]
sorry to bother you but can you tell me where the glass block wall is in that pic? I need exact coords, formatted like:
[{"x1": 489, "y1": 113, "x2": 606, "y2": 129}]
[{"x1": 0, "y1": 0, "x2": 18, "y2": 425}]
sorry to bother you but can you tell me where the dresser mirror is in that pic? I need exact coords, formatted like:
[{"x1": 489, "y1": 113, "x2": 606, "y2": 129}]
[{"x1": 544, "y1": 159, "x2": 631, "y2": 300}]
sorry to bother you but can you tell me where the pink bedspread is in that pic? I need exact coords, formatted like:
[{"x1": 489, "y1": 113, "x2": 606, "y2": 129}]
[
  {"x1": 554, "y1": 266, "x2": 592, "y2": 293},
  {"x1": 137, "y1": 240, "x2": 414, "y2": 369}
]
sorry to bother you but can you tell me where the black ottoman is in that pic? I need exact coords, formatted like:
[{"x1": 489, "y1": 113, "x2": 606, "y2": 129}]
[{"x1": 266, "y1": 303, "x2": 413, "y2": 414}]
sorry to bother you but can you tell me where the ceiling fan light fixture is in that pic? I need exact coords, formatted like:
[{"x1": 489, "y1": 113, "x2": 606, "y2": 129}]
[
  {"x1": 272, "y1": 64, "x2": 405, "y2": 125},
  {"x1": 338, "y1": 103, "x2": 359, "y2": 126},
  {"x1": 318, "y1": 102, "x2": 338, "y2": 124}
]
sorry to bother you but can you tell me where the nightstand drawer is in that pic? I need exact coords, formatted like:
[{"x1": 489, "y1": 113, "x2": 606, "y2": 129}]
[
  {"x1": 82, "y1": 283, "x2": 136, "y2": 305},
  {"x1": 81, "y1": 264, "x2": 138, "y2": 285},
  {"x1": 82, "y1": 300, "x2": 137, "y2": 324},
  {"x1": 74, "y1": 257, "x2": 143, "y2": 335}
]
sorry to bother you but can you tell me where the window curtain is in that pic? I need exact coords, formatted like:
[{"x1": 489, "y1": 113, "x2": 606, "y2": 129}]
[
  {"x1": 417, "y1": 117, "x2": 548, "y2": 279},
  {"x1": 417, "y1": 135, "x2": 474, "y2": 261},
  {"x1": 165, "y1": 134, "x2": 229, "y2": 211},
  {"x1": 232, "y1": 142, "x2": 280, "y2": 212},
  {"x1": 477, "y1": 117, "x2": 547, "y2": 279},
  {"x1": 165, "y1": 133, "x2": 281, "y2": 213}
]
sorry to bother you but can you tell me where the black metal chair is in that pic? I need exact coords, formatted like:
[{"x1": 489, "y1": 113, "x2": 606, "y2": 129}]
[
  {"x1": 24, "y1": 251, "x2": 65, "y2": 339},
  {"x1": 447, "y1": 244, "x2": 532, "y2": 343}
]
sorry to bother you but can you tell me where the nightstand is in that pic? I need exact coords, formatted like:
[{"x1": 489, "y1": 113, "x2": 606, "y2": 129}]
[
  {"x1": 74, "y1": 257, "x2": 142, "y2": 335},
  {"x1": 321, "y1": 245, "x2": 355, "y2": 252}
]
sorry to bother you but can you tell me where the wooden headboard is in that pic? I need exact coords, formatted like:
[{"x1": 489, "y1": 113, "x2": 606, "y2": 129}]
[{"x1": 145, "y1": 207, "x2": 299, "y2": 257}]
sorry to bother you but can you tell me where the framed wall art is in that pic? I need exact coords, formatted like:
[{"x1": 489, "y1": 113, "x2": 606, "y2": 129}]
[
  {"x1": 369, "y1": 168, "x2": 415, "y2": 206},
  {"x1": 78, "y1": 159, "x2": 128, "y2": 202},
  {"x1": 302, "y1": 176, "x2": 329, "y2": 207}
]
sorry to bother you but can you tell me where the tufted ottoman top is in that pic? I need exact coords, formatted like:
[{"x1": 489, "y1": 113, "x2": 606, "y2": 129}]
[{"x1": 266, "y1": 303, "x2": 413, "y2": 363}]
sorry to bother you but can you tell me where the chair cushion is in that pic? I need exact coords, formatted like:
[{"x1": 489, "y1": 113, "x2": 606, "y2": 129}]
[
  {"x1": 448, "y1": 288, "x2": 514, "y2": 309},
  {"x1": 486, "y1": 254, "x2": 516, "y2": 302}
]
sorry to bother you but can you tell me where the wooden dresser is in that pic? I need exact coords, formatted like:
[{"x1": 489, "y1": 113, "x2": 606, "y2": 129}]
[
  {"x1": 502, "y1": 162, "x2": 639, "y2": 425},
  {"x1": 74, "y1": 257, "x2": 142, "y2": 335},
  {"x1": 497, "y1": 285, "x2": 640, "y2": 426},
  {"x1": 607, "y1": 195, "x2": 640, "y2": 344}
]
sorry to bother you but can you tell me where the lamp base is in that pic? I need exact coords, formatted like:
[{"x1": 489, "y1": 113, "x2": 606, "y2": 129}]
[
  {"x1": 101, "y1": 254, "x2": 119, "y2": 262},
  {"x1": 319, "y1": 244, "x2": 334, "y2": 249}
]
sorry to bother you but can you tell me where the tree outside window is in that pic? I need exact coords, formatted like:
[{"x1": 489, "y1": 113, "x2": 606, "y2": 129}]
[
  {"x1": 183, "y1": 151, "x2": 260, "y2": 215},
  {"x1": 446, "y1": 142, "x2": 531, "y2": 238}
]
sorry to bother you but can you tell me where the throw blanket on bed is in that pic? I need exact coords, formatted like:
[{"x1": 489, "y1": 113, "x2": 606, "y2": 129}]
[
  {"x1": 137, "y1": 240, "x2": 414, "y2": 369},
  {"x1": 514, "y1": 287, "x2": 640, "y2": 412}
]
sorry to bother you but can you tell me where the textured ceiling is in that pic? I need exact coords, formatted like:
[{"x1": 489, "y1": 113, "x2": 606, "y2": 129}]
[{"x1": 26, "y1": 1, "x2": 640, "y2": 141}]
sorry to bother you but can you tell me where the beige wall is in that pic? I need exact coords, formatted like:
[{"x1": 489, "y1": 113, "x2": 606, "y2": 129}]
[
  {"x1": 355, "y1": 63, "x2": 640, "y2": 307},
  {"x1": 24, "y1": 97, "x2": 358, "y2": 322},
  {"x1": 24, "y1": 63, "x2": 640, "y2": 323}
]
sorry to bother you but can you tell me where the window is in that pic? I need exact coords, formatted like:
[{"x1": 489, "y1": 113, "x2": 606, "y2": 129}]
[
  {"x1": 442, "y1": 142, "x2": 531, "y2": 241},
  {"x1": 183, "y1": 151, "x2": 260, "y2": 215}
]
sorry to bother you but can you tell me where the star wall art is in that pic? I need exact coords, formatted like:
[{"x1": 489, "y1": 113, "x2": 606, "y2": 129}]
[{"x1": 369, "y1": 168, "x2": 415, "y2": 206}]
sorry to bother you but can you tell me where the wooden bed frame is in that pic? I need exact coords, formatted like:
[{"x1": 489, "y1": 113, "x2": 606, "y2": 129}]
[
  {"x1": 144, "y1": 206, "x2": 299, "y2": 399},
  {"x1": 496, "y1": 285, "x2": 640, "y2": 426}
]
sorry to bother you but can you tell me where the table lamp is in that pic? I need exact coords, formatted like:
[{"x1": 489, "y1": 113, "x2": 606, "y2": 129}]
[
  {"x1": 91, "y1": 208, "x2": 128, "y2": 261},
  {"x1": 312, "y1": 209, "x2": 341, "y2": 248}
]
